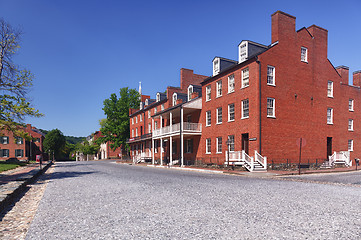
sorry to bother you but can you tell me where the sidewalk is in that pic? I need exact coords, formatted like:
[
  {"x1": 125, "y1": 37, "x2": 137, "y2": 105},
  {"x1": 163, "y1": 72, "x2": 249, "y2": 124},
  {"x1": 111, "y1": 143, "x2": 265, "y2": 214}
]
[{"x1": 0, "y1": 161, "x2": 52, "y2": 213}]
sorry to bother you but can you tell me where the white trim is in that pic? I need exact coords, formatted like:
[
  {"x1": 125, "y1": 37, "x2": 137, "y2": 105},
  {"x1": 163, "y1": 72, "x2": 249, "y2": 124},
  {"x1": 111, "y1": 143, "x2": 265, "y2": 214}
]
[
  {"x1": 348, "y1": 119, "x2": 354, "y2": 131},
  {"x1": 301, "y1": 47, "x2": 308, "y2": 63},
  {"x1": 172, "y1": 93, "x2": 177, "y2": 106},
  {"x1": 228, "y1": 103, "x2": 235, "y2": 122},
  {"x1": 216, "y1": 137, "x2": 222, "y2": 154},
  {"x1": 267, "y1": 98, "x2": 275, "y2": 118},
  {"x1": 216, "y1": 80, "x2": 222, "y2": 98},
  {"x1": 213, "y1": 57, "x2": 220, "y2": 76},
  {"x1": 327, "y1": 81, "x2": 333, "y2": 98},
  {"x1": 349, "y1": 99, "x2": 354, "y2": 111},
  {"x1": 241, "y1": 68, "x2": 249, "y2": 88},
  {"x1": 216, "y1": 107, "x2": 222, "y2": 124},
  {"x1": 348, "y1": 139, "x2": 354, "y2": 152},
  {"x1": 228, "y1": 74, "x2": 235, "y2": 93},
  {"x1": 267, "y1": 65, "x2": 275, "y2": 86},
  {"x1": 206, "y1": 85, "x2": 211, "y2": 102},
  {"x1": 188, "y1": 85, "x2": 193, "y2": 101},
  {"x1": 241, "y1": 99, "x2": 249, "y2": 119},
  {"x1": 206, "y1": 110, "x2": 211, "y2": 126},
  {"x1": 206, "y1": 138, "x2": 211, "y2": 154},
  {"x1": 238, "y1": 41, "x2": 248, "y2": 63},
  {"x1": 327, "y1": 108, "x2": 333, "y2": 124},
  {"x1": 156, "y1": 93, "x2": 160, "y2": 102}
]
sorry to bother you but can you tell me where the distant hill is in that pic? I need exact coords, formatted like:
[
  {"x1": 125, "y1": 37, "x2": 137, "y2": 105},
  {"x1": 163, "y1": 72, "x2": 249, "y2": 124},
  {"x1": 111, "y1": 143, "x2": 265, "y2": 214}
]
[{"x1": 39, "y1": 129, "x2": 84, "y2": 145}]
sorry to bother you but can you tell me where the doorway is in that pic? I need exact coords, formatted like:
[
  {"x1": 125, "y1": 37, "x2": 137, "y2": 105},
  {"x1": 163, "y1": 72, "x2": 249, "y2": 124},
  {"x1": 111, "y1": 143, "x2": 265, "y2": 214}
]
[
  {"x1": 242, "y1": 133, "x2": 249, "y2": 155},
  {"x1": 327, "y1": 137, "x2": 332, "y2": 160}
]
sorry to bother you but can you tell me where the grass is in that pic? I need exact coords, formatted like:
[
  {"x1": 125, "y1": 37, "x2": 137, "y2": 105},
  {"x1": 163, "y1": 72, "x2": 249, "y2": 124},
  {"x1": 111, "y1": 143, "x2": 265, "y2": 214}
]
[{"x1": 0, "y1": 161, "x2": 28, "y2": 173}]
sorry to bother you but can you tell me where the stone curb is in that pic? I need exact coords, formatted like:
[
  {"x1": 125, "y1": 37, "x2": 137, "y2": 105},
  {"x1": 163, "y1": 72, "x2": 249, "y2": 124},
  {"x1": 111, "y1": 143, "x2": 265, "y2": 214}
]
[{"x1": 0, "y1": 162, "x2": 53, "y2": 213}]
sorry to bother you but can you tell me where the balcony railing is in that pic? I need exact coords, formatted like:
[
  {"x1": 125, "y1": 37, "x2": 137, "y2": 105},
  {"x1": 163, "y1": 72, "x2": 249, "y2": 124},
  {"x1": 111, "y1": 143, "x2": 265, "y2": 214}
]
[{"x1": 153, "y1": 122, "x2": 202, "y2": 138}]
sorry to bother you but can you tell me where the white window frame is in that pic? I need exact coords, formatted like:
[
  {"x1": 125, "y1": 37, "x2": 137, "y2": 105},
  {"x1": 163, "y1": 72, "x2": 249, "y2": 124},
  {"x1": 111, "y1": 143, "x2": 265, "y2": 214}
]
[
  {"x1": 301, "y1": 47, "x2": 308, "y2": 62},
  {"x1": 216, "y1": 137, "x2": 222, "y2": 153},
  {"x1": 348, "y1": 139, "x2": 354, "y2": 152},
  {"x1": 241, "y1": 68, "x2": 249, "y2": 88},
  {"x1": 206, "y1": 138, "x2": 211, "y2": 154},
  {"x1": 267, "y1": 66, "x2": 275, "y2": 86},
  {"x1": 132, "y1": 118, "x2": 134, "y2": 125},
  {"x1": 216, "y1": 107, "x2": 222, "y2": 124},
  {"x1": 206, "y1": 110, "x2": 211, "y2": 126},
  {"x1": 135, "y1": 116, "x2": 138, "y2": 123},
  {"x1": 238, "y1": 41, "x2": 248, "y2": 63},
  {"x1": 156, "y1": 93, "x2": 160, "y2": 102},
  {"x1": 349, "y1": 99, "x2": 354, "y2": 111},
  {"x1": 172, "y1": 93, "x2": 177, "y2": 106},
  {"x1": 148, "y1": 123, "x2": 151, "y2": 133},
  {"x1": 136, "y1": 128, "x2": 138, "y2": 137},
  {"x1": 328, "y1": 81, "x2": 333, "y2": 98},
  {"x1": 267, "y1": 98, "x2": 275, "y2": 118},
  {"x1": 206, "y1": 85, "x2": 211, "y2": 101},
  {"x1": 228, "y1": 74, "x2": 235, "y2": 93},
  {"x1": 154, "y1": 107, "x2": 157, "y2": 114},
  {"x1": 216, "y1": 80, "x2": 222, "y2": 97},
  {"x1": 242, "y1": 99, "x2": 249, "y2": 119},
  {"x1": 139, "y1": 114, "x2": 142, "y2": 122},
  {"x1": 148, "y1": 110, "x2": 151, "y2": 118},
  {"x1": 327, "y1": 108, "x2": 333, "y2": 124},
  {"x1": 145, "y1": 99, "x2": 149, "y2": 106},
  {"x1": 213, "y1": 58, "x2": 220, "y2": 76},
  {"x1": 15, "y1": 137, "x2": 23, "y2": 145},
  {"x1": 228, "y1": 103, "x2": 235, "y2": 122},
  {"x1": 348, "y1": 119, "x2": 354, "y2": 131},
  {"x1": 15, "y1": 149, "x2": 23, "y2": 158},
  {"x1": 161, "y1": 104, "x2": 164, "y2": 111},
  {"x1": 188, "y1": 85, "x2": 193, "y2": 101},
  {"x1": 132, "y1": 129, "x2": 134, "y2": 138}
]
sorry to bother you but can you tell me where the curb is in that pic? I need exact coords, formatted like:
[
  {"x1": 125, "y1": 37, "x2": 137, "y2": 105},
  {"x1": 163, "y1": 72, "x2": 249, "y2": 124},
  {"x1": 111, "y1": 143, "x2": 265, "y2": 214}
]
[{"x1": 0, "y1": 162, "x2": 53, "y2": 213}]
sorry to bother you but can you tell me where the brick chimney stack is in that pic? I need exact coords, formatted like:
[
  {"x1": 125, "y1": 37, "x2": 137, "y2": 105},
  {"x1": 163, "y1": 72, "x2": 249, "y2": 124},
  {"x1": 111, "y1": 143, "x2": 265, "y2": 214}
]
[
  {"x1": 271, "y1": 11, "x2": 296, "y2": 44},
  {"x1": 353, "y1": 70, "x2": 361, "y2": 87},
  {"x1": 336, "y1": 66, "x2": 349, "y2": 84}
]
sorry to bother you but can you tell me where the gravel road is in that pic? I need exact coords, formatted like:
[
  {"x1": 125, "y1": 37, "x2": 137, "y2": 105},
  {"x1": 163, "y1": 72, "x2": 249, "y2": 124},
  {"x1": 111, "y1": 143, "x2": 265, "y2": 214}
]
[{"x1": 26, "y1": 161, "x2": 361, "y2": 239}]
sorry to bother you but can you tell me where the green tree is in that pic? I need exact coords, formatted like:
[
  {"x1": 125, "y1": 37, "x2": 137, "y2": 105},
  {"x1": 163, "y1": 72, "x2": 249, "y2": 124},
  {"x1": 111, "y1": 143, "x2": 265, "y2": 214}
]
[
  {"x1": 43, "y1": 129, "x2": 66, "y2": 159},
  {"x1": 97, "y1": 87, "x2": 139, "y2": 151},
  {"x1": 0, "y1": 18, "x2": 42, "y2": 136}
]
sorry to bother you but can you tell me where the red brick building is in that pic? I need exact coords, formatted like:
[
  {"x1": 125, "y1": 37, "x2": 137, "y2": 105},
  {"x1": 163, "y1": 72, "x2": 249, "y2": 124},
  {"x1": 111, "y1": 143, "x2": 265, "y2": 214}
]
[
  {"x1": 0, "y1": 124, "x2": 45, "y2": 161},
  {"x1": 128, "y1": 11, "x2": 359, "y2": 170},
  {"x1": 93, "y1": 131, "x2": 122, "y2": 159}
]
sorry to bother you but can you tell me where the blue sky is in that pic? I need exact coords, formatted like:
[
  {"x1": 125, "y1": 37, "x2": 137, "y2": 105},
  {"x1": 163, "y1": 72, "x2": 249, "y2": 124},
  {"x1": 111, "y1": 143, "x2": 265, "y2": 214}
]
[{"x1": 1, "y1": 0, "x2": 360, "y2": 137}]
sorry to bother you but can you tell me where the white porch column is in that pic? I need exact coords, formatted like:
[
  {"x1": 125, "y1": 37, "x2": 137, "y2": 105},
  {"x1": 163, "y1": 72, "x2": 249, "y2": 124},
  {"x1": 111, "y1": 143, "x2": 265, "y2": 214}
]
[
  {"x1": 170, "y1": 111, "x2": 173, "y2": 166},
  {"x1": 152, "y1": 118, "x2": 155, "y2": 165},
  {"x1": 180, "y1": 107, "x2": 184, "y2": 167},
  {"x1": 160, "y1": 137, "x2": 163, "y2": 165}
]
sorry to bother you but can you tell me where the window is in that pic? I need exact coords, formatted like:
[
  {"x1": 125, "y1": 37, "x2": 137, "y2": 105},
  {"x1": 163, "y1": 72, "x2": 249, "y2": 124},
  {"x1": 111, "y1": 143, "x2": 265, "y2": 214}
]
[
  {"x1": 242, "y1": 99, "x2": 249, "y2": 119},
  {"x1": 148, "y1": 123, "x2": 151, "y2": 133},
  {"x1": 206, "y1": 85, "x2": 211, "y2": 101},
  {"x1": 154, "y1": 121, "x2": 158, "y2": 129},
  {"x1": 186, "y1": 139, "x2": 193, "y2": 153},
  {"x1": 239, "y1": 42, "x2": 247, "y2": 63},
  {"x1": 15, "y1": 149, "x2": 24, "y2": 158},
  {"x1": 327, "y1": 81, "x2": 333, "y2": 97},
  {"x1": 349, "y1": 99, "x2": 354, "y2": 111},
  {"x1": 0, "y1": 149, "x2": 9, "y2": 157},
  {"x1": 140, "y1": 102, "x2": 143, "y2": 110},
  {"x1": 15, "y1": 137, "x2": 23, "y2": 145},
  {"x1": 154, "y1": 107, "x2": 157, "y2": 114},
  {"x1": 349, "y1": 119, "x2": 354, "y2": 131},
  {"x1": 188, "y1": 85, "x2": 193, "y2": 101},
  {"x1": 228, "y1": 103, "x2": 235, "y2": 121},
  {"x1": 217, "y1": 107, "x2": 222, "y2": 124},
  {"x1": 216, "y1": 137, "x2": 222, "y2": 153},
  {"x1": 301, "y1": 47, "x2": 308, "y2": 62},
  {"x1": 172, "y1": 93, "x2": 177, "y2": 106},
  {"x1": 267, "y1": 98, "x2": 275, "y2": 117},
  {"x1": 227, "y1": 135, "x2": 235, "y2": 152},
  {"x1": 132, "y1": 118, "x2": 134, "y2": 125},
  {"x1": 216, "y1": 80, "x2": 222, "y2": 97},
  {"x1": 136, "y1": 116, "x2": 138, "y2": 123},
  {"x1": 206, "y1": 111, "x2": 211, "y2": 126},
  {"x1": 132, "y1": 129, "x2": 134, "y2": 137},
  {"x1": 145, "y1": 99, "x2": 149, "y2": 106},
  {"x1": 348, "y1": 139, "x2": 353, "y2": 151},
  {"x1": 267, "y1": 66, "x2": 275, "y2": 85},
  {"x1": 242, "y1": 68, "x2": 249, "y2": 88},
  {"x1": 206, "y1": 138, "x2": 211, "y2": 154},
  {"x1": 136, "y1": 128, "x2": 138, "y2": 137},
  {"x1": 148, "y1": 110, "x2": 151, "y2": 118},
  {"x1": 213, "y1": 58, "x2": 220, "y2": 76},
  {"x1": 139, "y1": 114, "x2": 142, "y2": 122},
  {"x1": 161, "y1": 104, "x2": 164, "y2": 111},
  {"x1": 156, "y1": 93, "x2": 160, "y2": 102},
  {"x1": 228, "y1": 74, "x2": 235, "y2": 93},
  {"x1": 327, "y1": 108, "x2": 333, "y2": 124},
  {"x1": 1, "y1": 136, "x2": 9, "y2": 144}
]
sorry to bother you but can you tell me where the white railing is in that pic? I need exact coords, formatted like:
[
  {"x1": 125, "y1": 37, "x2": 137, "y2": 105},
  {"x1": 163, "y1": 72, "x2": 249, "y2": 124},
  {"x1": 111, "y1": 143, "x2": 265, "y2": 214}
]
[
  {"x1": 225, "y1": 150, "x2": 267, "y2": 172},
  {"x1": 255, "y1": 150, "x2": 267, "y2": 170},
  {"x1": 152, "y1": 122, "x2": 202, "y2": 137},
  {"x1": 329, "y1": 151, "x2": 351, "y2": 167}
]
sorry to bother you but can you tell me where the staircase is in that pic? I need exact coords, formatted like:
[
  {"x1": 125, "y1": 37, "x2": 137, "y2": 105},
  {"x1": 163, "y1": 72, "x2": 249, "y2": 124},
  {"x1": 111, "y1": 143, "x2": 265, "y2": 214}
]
[
  {"x1": 225, "y1": 150, "x2": 267, "y2": 172},
  {"x1": 320, "y1": 151, "x2": 351, "y2": 169}
]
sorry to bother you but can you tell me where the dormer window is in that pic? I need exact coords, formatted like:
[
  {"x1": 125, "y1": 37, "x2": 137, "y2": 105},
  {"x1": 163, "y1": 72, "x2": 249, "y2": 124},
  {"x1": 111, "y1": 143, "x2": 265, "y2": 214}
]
[
  {"x1": 213, "y1": 58, "x2": 220, "y2": 76},
  {"x1": 188, "y1": 85, "x2": 193, "y2": 101},
  {"x1": 161, "y1": 104, "x2": 164, "y2": 111},
  {"x1": 140, "y1": 102, "x2": 143, "y2": 110},
  {"x1": 156, "y1": 93, "x2": 160, "y2": 102},
  {"x1": 145, "y1": 99, "x2": 149, "y2": 106},
  {"x1": 238, "y1": 41, "x2": 248, "y2": 63},
  {"x1": 172, "y1": 93, "x2": 177, "y2": 106}
]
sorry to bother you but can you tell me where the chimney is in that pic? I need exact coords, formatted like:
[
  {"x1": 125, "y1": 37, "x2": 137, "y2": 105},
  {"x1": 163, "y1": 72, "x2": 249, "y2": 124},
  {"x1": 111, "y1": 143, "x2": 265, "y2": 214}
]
[
  {"x1": 271, "y1": 11, "x2": 296, "y2": 44},
  {"x1": 336, "y1": 66, "x2": 349, "y2": 84},
  {"x1": 180, "y1": 68, "x2": 194, "y2": 91},
  {"x1": 353, "y1": 70, "x2": 361, "y2": 87},
  {"x1": 307, "y1": 25, "x2": 328, "y2": 58}
]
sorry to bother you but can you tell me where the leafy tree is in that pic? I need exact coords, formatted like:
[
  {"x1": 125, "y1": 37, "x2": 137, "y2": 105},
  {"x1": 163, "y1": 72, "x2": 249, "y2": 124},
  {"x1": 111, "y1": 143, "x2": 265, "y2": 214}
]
[
  {"x1": 43, "y1": 129, "x2": 66, "y2": 159},
  {"x1": 0, "y1": 18, "x2": 42, "y2": 136},
  {"x1": 97, "y1": 87, "x2": 139, "y2": 151}
]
